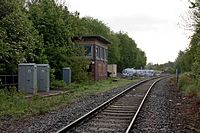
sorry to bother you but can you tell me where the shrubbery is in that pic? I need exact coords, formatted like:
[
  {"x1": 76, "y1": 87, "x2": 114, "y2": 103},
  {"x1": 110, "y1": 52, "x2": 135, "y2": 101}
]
[
  {"x1": 0, "y1": 78, "x2": 136, "y2": 117},
  {"x1": 0, "y1": 0, "x2": 147, "y2": 82},
  {"x1": 174, "y1": 1, "x2": 200, "y2": 96},
  {"x1": 178, "y1": 73, "x2": 200, "y2": 97}
]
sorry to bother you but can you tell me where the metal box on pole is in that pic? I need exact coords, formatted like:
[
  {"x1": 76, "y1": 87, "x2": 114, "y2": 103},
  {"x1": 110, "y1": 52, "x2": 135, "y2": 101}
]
[
  {"x1": 63, "y1": 68, "x2": 71, "y2": 84},
  {"x1": 37, "y1": 64, "x2": 50, "y2": 92},
  {"x1": 18, "y1": 63, "x2": 37, "y2": 94}
]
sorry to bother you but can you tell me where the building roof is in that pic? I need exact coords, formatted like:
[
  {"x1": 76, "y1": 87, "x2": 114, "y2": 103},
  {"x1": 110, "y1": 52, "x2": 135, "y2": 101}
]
[{"x1": 72, "y1": 35, "x2": 111, "y2": 44}]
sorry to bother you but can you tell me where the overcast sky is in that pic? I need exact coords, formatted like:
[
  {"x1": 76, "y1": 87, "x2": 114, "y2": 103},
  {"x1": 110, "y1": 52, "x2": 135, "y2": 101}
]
[{"x1": 65, "y1": 0, "x2": 192, "y2": 64}]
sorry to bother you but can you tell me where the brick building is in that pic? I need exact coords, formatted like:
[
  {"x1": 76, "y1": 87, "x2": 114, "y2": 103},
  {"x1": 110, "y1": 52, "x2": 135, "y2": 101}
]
[{"x1": 73, "y1": 35, "x2": 111, "y2": 80}]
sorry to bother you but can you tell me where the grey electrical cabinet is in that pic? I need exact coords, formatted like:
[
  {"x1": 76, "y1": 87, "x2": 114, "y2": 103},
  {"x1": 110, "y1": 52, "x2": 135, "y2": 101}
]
[
  {"x1": 63, "y1": 68, "x2": 71, "y2": 84},
  {"x1": 18, "y1": 63, "x2": 37, "y2": 94},
  {"x1": 37, "y1": 64, "x2": 50, "y2": 92}
]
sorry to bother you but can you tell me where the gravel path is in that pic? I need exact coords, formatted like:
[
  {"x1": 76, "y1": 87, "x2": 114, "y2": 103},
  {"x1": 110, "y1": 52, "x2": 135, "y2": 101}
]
[
  {"x1": 131, "y1": 78, "x2": 199, "y2": 133},
  {"x1": 0, "y1": 80, "x2": 140, "y2": 133}
]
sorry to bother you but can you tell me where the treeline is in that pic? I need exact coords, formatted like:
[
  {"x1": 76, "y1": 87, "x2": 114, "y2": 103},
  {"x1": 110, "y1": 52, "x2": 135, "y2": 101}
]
[
  {"x1": 175, "y1": 0, "x2": 200, "y2": 92},
  {"x1": 146, "y1": 61, "x2": 176, "y2": 74},
  {"x1": 0, "y1": 0, "x2": 146, "y2": 81},
  {"x1": 175, "y1": 1, "x2": 200, "y2": 76}
]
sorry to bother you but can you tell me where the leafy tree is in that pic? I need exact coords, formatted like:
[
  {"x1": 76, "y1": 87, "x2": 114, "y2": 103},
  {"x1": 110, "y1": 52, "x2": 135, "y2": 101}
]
[
  {"x1": 80, "y1": 17, "x2": 121, "y2": 65},
  {"x1": 173, "y1": 0, "x2": 200, "y2": 88},
  {"x1": 0, "y1": 0, "x2": 147, "y2": 81},
  {"x1": 0, "y1": 6, "x2": 44, "y2": 74},
  {"x1": 81, "y1": 18, "x2": 146, "y2": 72},
  {"x1": 29, "y1": 1, "x2": 68, "y2": 56},
  {"x1": 177, "y1": 1, "x2": 200, "y2": 81},
  {"x1": 188, "y1": 33, "x2": 200, "y2": 79},
  {"x1": 116, "y1": 32, "x2": 146, "y2": 71},
  {"x1": 135, "y1": 49, "x2": 147, "y2": 69},
  {"x1": 29, "y1": 0, "x2": 72, "y2": 75},
  {"x1": 67, "y1": 46, "x2": 89, "y2": 82},
  {"x1": 80, "y1": 17, "x2": 111, "y2": 38},
  {"x1": 108, "y1": 33, "x2": 120, "y2": 64},
  {"x1": 175, "y1": 50, "x2": 193, "y2": 73},
  {"x1": 28, "y1": 0, "x2": 88, "y2": 81},
  {"x1": 0, "y1": 0, "x2": 23, "y2": 20}
]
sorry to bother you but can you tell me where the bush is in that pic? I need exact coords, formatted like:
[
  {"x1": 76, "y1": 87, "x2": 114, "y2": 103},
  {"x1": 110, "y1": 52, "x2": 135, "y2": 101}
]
[
  {"x1": 178, "y1": 73, "x2": 200, "y2": 97},
  {"x1": 68, "y1": 56, "x2": 89, "y2": 82},
  {"x1": 178, "y1": 73, "x2": 195, "y2": 88},
  {"x1": 51, "y1": 80, "x2": 66, "y2": 89}
]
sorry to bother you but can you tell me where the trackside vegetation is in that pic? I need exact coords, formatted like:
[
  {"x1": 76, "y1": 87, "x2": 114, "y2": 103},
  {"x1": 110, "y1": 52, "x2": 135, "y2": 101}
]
[
  {"x1": 175, "y1": 1, "x2": 200, "y2": 97},
  {"x1": 0, "y1": 0, "x2": 146, "y2": 119},
  {"x1": 177, "y1": 73, "x2": 200, "y2": 97},
  {"x1": 0, "y1": 78, "x2": 140, "y2": 117},
  {"x1": 0, "y1": 0, "x2": 146, "y2": 82}
]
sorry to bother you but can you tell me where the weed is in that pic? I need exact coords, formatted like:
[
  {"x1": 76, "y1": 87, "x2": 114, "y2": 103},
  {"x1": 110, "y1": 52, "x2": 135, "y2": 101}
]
[
  {"x1": 0, "y1": 78, "x2": 140, "y2": 118},
  {"x1": 51, "y1": 80, "x2": 66, "y2": 89},
  {"x1": 178, "y1": 73, "x2": 200, "y2": 98}
]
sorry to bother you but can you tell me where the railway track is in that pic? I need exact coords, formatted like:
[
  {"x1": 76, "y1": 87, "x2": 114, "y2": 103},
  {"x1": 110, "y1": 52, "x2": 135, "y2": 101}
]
[{"x1": 57, "y1": 77, "x2": 166, "y2": 133}]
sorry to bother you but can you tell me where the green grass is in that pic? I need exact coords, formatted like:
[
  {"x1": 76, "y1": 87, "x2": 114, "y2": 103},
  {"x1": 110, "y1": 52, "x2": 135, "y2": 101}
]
[
  {"x1": 0, "y1": 78, "x2": 140, "y2": 118},
  {"x1": 178, "y1": 73, "x2": 200, "y2": 97}
]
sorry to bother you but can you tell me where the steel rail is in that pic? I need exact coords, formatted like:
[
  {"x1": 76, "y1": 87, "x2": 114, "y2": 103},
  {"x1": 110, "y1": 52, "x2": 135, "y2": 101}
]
[
  {"x1": 56, "y1": 77, "x2": 158, "y2": 133},
  {"x1": 125, "y1": 77, "x2": 166, "y2": 133}
]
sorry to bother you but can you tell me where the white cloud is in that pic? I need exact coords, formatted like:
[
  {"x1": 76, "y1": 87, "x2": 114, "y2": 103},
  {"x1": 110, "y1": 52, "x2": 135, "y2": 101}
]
[
  {"x1": 66, "y1": 0, "x2": 191, "y2": 64},
  {"x1": 105, "y1": 15, "x2": 168, "y2": 32}
]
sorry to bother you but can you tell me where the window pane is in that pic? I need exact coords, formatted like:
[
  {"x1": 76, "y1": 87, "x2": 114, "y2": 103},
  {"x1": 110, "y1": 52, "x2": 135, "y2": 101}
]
[
  {"x1": 102, "y1": 48, "x2": 105, "y2": 59},
  {"x1": 99, "y1": 48, "x2": 102, "y2": 59},
  {"x1": 98, "y1": 47, "x2": 100, "y2": 58},
  {"x1": 96, "y1": 46, "x2": 99, "y2": 58},
  {"x1": 84, "y1": 45, "x2": 92, "y2": 56},
  {"x1": 105, "y1": 49, "x2": 108, "y2": 60}
]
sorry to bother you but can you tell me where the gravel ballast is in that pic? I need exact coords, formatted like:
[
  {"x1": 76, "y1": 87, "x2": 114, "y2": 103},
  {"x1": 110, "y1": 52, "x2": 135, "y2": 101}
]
[
  {"x1": 0, "y1": 80, "x2": 139, "y2": 133},
  {"x1": 0, "y1": 78, "x2": 199, "y2": 133},
  {"x1": 131, "y1": 78, "x2": 199, "y2": 133}
]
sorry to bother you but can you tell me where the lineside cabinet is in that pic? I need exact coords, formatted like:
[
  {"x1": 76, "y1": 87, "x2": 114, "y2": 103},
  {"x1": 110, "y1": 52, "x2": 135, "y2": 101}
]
[
  {"x1": 37, "y1": 64, "x2": 50, "y2": 92},
  {"x1": 63, "y1": 68, "x2": 71, "y2": 84},
  {"x1": 18, "y1": 63, "x2": 37, "y2": 94}
]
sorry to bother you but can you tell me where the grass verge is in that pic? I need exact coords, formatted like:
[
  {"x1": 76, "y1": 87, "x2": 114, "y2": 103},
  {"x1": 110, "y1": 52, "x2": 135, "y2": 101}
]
[
  {"x1": 0, "y1": 77, "x2": 141, "y2": 118},
  {"x1": 177, "y1": 73, "x2": 200, "y2": 97}
]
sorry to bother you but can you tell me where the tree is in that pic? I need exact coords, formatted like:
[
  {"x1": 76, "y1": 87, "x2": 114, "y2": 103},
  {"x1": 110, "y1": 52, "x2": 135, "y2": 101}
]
[
  {"x1": 173, "y1": 0, "x2": 200, "y2": 85},
  {"x1": 175, "y1": 50, "x2": 193, "y2": 73},
  {"x1": 116, "y1": 32, "x2": 146, "y2": 71},
  {"x1": 80, "y1": 17, "x2": 121, "y2": 65},
  {"x1": 28, "y1": 0, "x2": 89, "y2": 81},
  {"x1": 80, "y1": 17, "x2": 111, "y2": 38},
  {"x1": 183, "y1": 1, "x2": 200, "y2": 81},
  {"x1": 0, "y1": 0, "x2": 147, "y2": 81},
  {"x1": 0, "y1": 0, "x2": 23, "y2": 20},
  {"x1": 108, "y1": 33, "x2": 120, "y2": 64},
  {"x1": 0, "y1": 6, "x2": 44, "y2": 74},
  {"x1": 135, "y1": 49, "x2": 147, "y2": 69}
]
